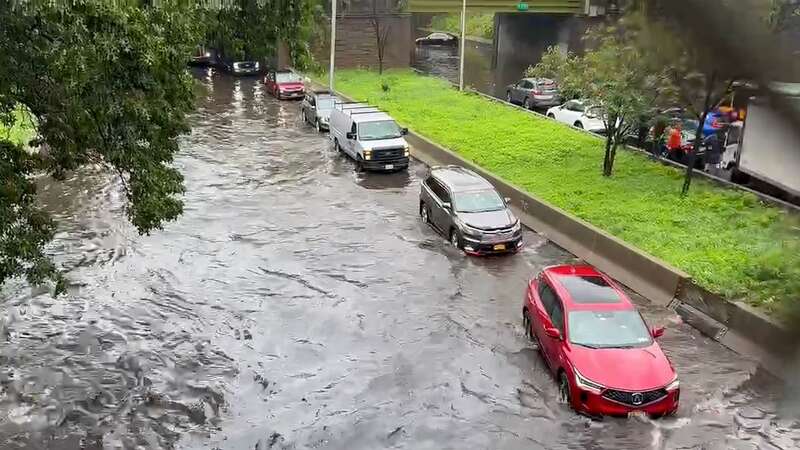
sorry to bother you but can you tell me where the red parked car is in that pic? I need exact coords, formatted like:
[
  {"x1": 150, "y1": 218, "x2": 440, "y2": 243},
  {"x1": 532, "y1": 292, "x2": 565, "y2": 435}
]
[
  {"x1": 264, "y1": 69, "x2": 305, "y2": 100},
  {"x1": 522, "y1": 265, "x2": 680, "y2": 418}
]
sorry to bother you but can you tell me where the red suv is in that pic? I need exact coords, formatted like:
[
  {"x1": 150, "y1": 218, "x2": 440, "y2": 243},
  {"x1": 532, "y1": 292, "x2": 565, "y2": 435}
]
[
  {"x1": 264, "y1": 69, "x2": 305, "y2": 100},
  {"x1": 522, "y1": 265, "x2": 680, "y2": 418}
]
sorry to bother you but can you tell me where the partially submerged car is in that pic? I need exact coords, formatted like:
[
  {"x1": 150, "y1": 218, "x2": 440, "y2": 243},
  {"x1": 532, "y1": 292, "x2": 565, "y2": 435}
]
[
  {"x1": 415, "y1": 32, "x2": 458, "y2": 46},
  {"x1": 419, "y1": 166, "x2": 523, "y2": 255},
  {"x1": 301, "y1": 90, "x2": 338, "y2": 131},
  {"x1": 220, "y1": 59, "x2": 261, "y2": 76},
  {"x1": 264, "y1": 69, "x2": 305, "y2": 100},
  {"x1": 329, "y1": 103, "x2": 410, "y2": 172},
  {"x1": 522, "y1": 264, "x2": 680, "y2": 418},
  {"x1": 189, "y1": 45, "x2": 213, "y2": 67}
]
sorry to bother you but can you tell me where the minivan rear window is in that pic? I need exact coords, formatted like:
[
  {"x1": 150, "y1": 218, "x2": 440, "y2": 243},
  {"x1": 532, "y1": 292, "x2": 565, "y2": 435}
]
[{"x1": 558, "y1": 276, "x2": 621, "y2": 304}]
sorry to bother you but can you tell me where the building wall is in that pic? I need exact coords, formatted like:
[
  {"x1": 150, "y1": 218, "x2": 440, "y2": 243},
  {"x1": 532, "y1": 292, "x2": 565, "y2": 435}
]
[{"x1": 317, "y1": 14, "x2": 413, "y2": 70}]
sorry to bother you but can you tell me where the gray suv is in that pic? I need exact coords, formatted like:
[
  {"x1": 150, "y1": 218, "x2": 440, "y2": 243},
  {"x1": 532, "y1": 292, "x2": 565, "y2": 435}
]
[
  {"x1": 419, "y1": 166, "x2": 523, "y2": 255},
  {"x1": 506, "y1": 77, "x2": 561, "y2": 110},
  {"x1": 301, "y1": 90, "x2": 337, "y2": 132}
]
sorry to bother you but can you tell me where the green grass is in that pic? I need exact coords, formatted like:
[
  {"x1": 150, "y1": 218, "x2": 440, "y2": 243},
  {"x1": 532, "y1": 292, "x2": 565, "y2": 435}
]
[
  {"x1": 1, "y1": 107, "x2": 36, "y2": 147},
  {"x1": 328, "y1": 69, "x2": 800, "y2": 320},
  {"x1": 430, "y1": 13, "x2": 495, "y2": 40}
]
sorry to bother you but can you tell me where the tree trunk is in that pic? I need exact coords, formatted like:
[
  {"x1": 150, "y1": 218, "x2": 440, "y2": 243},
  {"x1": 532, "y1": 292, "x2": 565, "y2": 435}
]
[
  {"x1": 682, "y1": 71, "x2": 717, "y2": 196},
  {"x1": 603, "y1": 133, "x2": 614, "y2": 177}
]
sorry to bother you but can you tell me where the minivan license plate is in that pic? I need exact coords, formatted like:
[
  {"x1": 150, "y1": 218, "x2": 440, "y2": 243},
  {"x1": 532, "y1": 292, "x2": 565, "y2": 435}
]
[
  {"x1": 493, "y1": 244, "x2": 506, "y2": 251},
  {"x1": 384, "y1": 164, "x2": 394, "y2": 170}
]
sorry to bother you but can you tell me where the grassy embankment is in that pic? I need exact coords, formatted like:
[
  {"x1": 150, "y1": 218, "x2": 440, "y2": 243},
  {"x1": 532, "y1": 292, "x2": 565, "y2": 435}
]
[
  {"x1": 326, "y1": 69, "x2": 800, "y2": 320},
  {"x1": 429, "y1": 13, "x2": 495, "y2": 40}
]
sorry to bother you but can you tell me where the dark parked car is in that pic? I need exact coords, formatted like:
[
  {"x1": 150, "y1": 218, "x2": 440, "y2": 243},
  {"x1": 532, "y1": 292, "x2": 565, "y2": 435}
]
[
  {"x1": 189, "y1": 45, "x2": 213, "y2": 67},
  {"x1": 506, "y1": 78, "x2": 561, "y2": 109},
  {"x1": 301, "y1": 90, "x2": 338, "y2": 132},
  {"x1": 220, "y1": 59, "x2": 261, "y2": 76},
  {"x1": 419, "y1": 166, "x2": 523, "y2": 255},
  {"x1": 415, "y1": 32, "x2": 458, "y2": 46},
  {"x1": 264, "y1": 69, "x2": 305, "y2": 100}
]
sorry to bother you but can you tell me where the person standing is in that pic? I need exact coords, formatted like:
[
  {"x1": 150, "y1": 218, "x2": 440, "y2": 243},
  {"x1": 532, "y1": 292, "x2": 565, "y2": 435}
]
[
  {"x1": 666, "y1": 121, "x2": 683, "y2": 163},
  {"x1": 704, "y1": 128, "x2": 724, "y2": 176}
]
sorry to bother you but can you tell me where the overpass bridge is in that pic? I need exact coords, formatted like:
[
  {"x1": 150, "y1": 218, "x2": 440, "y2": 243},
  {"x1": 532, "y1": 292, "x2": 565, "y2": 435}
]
[
  {"x1": 408, "y1": 0, "x2": 586, "y2": 14},
  {"x1": 408, "y1": 1, "x2": 605, "y2": 96}
]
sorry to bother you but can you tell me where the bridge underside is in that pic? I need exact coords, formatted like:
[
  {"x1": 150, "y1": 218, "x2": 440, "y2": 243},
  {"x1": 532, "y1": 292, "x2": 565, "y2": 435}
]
[{"x1": 407, "y1": 0, "x2": 584, "y2": 14}]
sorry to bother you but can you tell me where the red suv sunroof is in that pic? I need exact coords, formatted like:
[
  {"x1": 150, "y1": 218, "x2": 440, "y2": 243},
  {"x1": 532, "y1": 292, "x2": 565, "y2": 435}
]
[{"x1": 558, "y1": 275, "x2": 622, "y2": 304}]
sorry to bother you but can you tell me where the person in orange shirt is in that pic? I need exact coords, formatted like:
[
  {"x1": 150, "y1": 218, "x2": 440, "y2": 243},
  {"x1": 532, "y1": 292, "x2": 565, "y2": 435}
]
[{"x1": 666, "y1": 121, "x2": 683, "y2": 163}]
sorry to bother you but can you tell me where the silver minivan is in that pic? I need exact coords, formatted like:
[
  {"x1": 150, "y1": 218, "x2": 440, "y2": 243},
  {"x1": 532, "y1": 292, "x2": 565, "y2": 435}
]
[{"x1": 419, "y1": 166, "x2": 523, "y2": 255}]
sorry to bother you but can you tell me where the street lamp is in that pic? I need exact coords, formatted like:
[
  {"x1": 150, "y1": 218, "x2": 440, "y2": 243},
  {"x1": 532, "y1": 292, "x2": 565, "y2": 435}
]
[
  {"x1": 458, "y1": 0, "x2": 466, "y2": 91},
  {"x1": 329, "y1": 0, "x2": 337, "y2": 91}
]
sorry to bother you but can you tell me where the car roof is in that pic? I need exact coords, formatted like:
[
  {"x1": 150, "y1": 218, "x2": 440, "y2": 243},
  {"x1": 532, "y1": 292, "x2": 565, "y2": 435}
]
[
  {"x1": 541, "y1": 265, "x2": 633, "y2": 310},
  {"x1": 351, "y1": 111, "x2": 395, "y2": 123},
  {"x1": 431, "y1": 166, "x2": 493, "y2": 191},
  {"x1": 522, "y1": 77, "x2": 555, "y2": 84}
]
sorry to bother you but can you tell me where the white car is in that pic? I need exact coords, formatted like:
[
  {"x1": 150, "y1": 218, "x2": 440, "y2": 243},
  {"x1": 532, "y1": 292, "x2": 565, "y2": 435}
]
[{"x1": 546, "y1": 100, "x2": 606, "y2": 133}]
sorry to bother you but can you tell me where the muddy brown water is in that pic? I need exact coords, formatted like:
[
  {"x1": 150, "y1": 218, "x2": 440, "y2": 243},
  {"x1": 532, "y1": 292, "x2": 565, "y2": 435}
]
[{"x1": 1, "y1": 70, "x2": 799, "y2": 449}]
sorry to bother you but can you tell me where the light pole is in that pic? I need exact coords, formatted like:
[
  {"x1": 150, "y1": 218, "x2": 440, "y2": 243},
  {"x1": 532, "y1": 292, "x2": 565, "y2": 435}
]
[
  {"x1": 458, "y1": 0, "x2": 466, "y2": 91},
  {"x1": 329, "y1": 0, "x2": 337, "y2": 91}
]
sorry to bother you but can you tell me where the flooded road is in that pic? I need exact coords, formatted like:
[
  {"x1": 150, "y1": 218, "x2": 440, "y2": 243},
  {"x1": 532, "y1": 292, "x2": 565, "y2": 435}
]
[{"x1": 2, "y1": 71, "x2": 799, "y2": 449}]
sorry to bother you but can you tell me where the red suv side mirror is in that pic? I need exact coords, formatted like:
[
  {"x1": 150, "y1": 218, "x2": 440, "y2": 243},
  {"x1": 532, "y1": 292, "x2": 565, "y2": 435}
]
[
  {"x1": 544, "y1": 327, "x2": 562, "y2": 340},
  {"x1": 651, "y1": 326, "x2": 665, "y2": 339}
]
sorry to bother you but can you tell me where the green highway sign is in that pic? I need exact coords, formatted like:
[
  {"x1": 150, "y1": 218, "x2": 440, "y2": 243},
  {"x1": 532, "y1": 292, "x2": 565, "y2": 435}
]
[{"x1": 517, "y1": 2, "x2": 529, "y2": 11}]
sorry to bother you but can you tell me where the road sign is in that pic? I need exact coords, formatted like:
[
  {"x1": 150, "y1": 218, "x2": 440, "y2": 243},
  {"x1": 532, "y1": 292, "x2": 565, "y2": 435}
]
[{"x1": 517, "y1": 2, "x2": 529, "y2": 11}]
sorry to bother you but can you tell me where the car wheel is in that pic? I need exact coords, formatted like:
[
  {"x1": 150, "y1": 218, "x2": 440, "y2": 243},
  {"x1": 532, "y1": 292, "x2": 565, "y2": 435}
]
[
  {"x1": 559, "y1": 372, "x2": 573, "y2": 408},
  {"x1": 316, "y1": 119, "x2": 322, "y2": 132},
  {"x1": 574, "y1": 122, "x2": 584, "y2": 129},
  {"x1": 523, "y1": 97, "x2": 531, "y2": 109},
  {"x1": 420, "y1": 203, "x2": 430, "y2": 224},
  {"x1": 334, "y1": 139, "x2": 343, "y2": 154},
  {"x1": 506, "y1": 92, "x2": 512, "y2": 103},
  {"x1": 355, "y1": 156, "x2": 364, "y2": 172},
  {"x1": 449, "y1": 229, "x2": 462, "y2": 250},
  {"x1": 547, "y1": 113, "x2": 556, "y2": 119}
]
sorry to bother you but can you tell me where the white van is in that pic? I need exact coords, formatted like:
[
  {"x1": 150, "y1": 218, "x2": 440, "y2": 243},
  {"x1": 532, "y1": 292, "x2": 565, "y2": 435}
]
[{"x1": 329, "y1": 102, "x2": 410, "y2": 172}]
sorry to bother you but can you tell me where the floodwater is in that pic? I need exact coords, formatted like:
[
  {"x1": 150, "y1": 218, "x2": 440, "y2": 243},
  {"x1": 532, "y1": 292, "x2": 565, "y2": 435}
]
[
  {"x1": 414, "y1": 42, "x2": 497, "y2": 96},
  {"x1": 1, "y1": 71, "x2": 799, "y2": 450}
]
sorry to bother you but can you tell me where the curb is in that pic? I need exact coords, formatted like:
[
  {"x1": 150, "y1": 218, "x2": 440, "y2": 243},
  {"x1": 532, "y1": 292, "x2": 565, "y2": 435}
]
[{"x1": 309, "y1": 77, "x2": 795, "y2": 380}]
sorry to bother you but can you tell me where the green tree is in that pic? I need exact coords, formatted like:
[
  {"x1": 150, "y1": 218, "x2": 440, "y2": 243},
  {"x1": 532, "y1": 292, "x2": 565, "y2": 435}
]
[
  {"x1": 0, "y1": 0, "x2": 202, "y2": 291},
  {"x1": 629, "y1": 6, "x2": 740, "y2": 195},
  {"x1": 768, "y1": 0, "x2": 800, "y2": 31},
  {"x1": 202, "y1": 0, "x2": 317, "y2": 69},
  {"x1": 528, "y1": 27, "x2": 673, "y2": 177}
]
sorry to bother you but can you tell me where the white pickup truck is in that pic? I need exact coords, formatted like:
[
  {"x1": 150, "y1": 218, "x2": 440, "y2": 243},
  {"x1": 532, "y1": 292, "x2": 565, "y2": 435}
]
[{"x1": 329, "y1": 103, "x2": 410, "y2": 172}]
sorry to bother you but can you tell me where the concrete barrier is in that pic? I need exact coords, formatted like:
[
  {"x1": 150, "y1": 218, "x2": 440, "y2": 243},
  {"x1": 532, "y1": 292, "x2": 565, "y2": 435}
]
[{"x1": 404, "y1": 131, "x2": 689, "y2": 307}]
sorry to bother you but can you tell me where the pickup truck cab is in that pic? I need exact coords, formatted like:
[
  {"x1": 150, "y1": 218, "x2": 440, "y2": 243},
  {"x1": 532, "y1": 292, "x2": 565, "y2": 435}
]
[{"x1": 329, "y1": 103, "x2": 410, "y2": 172}]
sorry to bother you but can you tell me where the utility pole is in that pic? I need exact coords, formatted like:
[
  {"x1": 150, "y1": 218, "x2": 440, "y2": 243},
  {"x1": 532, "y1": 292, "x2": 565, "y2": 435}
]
[
  {"x1": 329, "y1": 0, "x2": 337, "y2": 91},
  {"x1": 458, "y1": 0, "x2": 466, "y2": 91}
]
